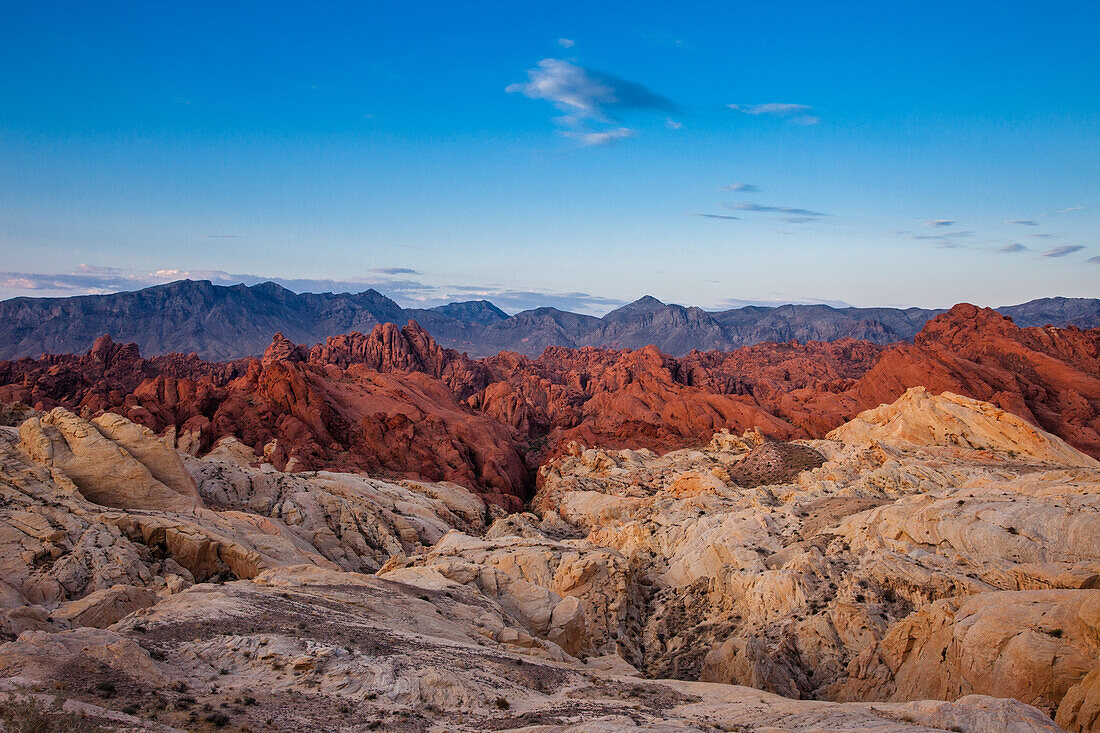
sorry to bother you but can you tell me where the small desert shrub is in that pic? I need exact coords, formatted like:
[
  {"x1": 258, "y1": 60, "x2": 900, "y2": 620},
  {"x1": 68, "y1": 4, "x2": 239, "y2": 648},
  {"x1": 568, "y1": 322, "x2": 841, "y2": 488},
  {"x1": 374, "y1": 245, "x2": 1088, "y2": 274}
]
[
  {"x1": 206, "y1": 711, "x2": 230, "y2": 727},
  {"x1": 0, "y1": 694, "x2": 104, "y2": 732},
  {"x1": 494, "y1": 696, "x2": 510, "y2": 709}
]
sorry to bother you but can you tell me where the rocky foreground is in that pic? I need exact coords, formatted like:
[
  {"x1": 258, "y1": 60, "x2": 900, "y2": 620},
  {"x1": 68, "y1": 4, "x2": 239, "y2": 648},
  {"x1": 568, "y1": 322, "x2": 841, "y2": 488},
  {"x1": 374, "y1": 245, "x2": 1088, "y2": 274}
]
[{"x1": 0, "y1": 386, "x2": 1096, "y2": 731}]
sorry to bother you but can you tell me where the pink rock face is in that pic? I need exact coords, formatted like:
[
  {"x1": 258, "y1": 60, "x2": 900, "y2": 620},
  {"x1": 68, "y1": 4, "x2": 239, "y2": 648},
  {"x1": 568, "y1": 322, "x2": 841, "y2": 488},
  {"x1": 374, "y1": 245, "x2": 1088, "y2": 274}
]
[{"x1": 0, "y1": 304, "x2": 1097, "y2": 508}]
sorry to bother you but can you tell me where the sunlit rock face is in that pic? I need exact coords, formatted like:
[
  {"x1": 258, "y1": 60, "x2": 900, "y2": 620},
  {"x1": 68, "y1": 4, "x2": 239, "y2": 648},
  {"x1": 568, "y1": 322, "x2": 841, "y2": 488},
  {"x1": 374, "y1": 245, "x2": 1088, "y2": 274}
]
[
  {"x1": 3, "y1": 303, "x2": 1098, "y2": 524},
  {"x1": 0, "y1": 389, "x2": 1094, "y2": 731}
]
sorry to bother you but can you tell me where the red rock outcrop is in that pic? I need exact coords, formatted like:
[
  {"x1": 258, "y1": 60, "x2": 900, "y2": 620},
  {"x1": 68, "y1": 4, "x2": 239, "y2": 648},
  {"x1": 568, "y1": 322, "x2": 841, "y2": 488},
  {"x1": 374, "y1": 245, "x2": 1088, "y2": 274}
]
[
  {"x1": 0, "y1": 328, "x2": 527, "y2": 509},
  {"x1": 770, "y1": 304, "x2": 1100, "y2": 455},
  {"x1": 466, "y1": 305, "x2": 1098, "y2": 462},
  {"x1": 473, "y1": 345, "x2": 802, "y2": 457},
  {"x1": 1, "y1": 304, "x2": 1096, "y2": 508}
]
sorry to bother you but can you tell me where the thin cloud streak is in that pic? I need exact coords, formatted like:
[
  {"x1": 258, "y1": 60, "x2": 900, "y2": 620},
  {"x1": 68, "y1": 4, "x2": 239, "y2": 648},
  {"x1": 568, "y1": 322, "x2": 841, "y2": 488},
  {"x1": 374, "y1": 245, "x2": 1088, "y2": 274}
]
[
  {"x1": 714, "y1": 295, "x2": 852, "y2": 308},
  {"x1": 727, "y1": 202, "x2": 827, "y2": 217},
  {"x1": 433, "y1": 289, "x2": 624, "y2": 315},
  {"x1": 1041, "y1": 245, "x2": 1085, "y2": 258},
  {"x1": 686, "y1": 213, "x2": 742, "y2": 220},
  {"x1": 563, "y1": 127, "x2": 633, "y2": 146},
  {"x1": 722, "y1": 183, "x2": 759, "y2": 192},
  {"x1": 912, "y1": 230, "x2": 974, "y2": 241},
  {"x1": 727, "y1": 103, "x2": 819, "y2": 125},
  {"x1": 369, "y1": 267, "x2": 419, "y2": 275}
]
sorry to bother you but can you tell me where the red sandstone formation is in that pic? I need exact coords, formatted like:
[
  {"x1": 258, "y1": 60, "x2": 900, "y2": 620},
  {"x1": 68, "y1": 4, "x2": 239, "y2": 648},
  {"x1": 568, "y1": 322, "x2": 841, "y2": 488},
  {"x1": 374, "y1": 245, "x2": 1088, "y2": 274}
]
[
  {"x1": 769, "y1": 304, "x2": 1100, "y2": 455},
  {"x1": 0, "y1": 325, "x2": 526, "y2": 509},
  {"x1": 1, "y1": 304, "x2": 1097, "y2": 507},
  {"x1": 473, "y1": 344, "x2": 801, "y2": 455}
]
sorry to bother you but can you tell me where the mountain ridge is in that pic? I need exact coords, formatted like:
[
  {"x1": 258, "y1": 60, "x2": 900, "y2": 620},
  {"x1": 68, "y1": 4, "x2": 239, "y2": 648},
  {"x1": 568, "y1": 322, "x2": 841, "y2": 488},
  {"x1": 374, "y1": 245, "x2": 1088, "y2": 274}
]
[{"x1": 1, "y1": 278, "x2": 1098, "y2": 360}]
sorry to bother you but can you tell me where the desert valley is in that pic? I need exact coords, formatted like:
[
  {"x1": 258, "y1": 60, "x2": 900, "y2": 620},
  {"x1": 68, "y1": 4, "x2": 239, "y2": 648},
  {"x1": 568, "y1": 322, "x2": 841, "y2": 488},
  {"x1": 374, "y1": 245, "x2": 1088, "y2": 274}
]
[
  {"x1": 3, "y1": 4, "x2": 1098, "y2": 730},
  {"x1": 0, "y1": 294, "x2": 1096, "y2": 731}
]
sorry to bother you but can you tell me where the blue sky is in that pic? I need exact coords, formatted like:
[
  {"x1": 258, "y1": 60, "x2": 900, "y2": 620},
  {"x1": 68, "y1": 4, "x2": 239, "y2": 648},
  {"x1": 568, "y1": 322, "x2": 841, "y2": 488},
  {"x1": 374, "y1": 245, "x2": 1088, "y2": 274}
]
[{"x1": 1, "y1": 1, "x2": 1097, "y2": 313}]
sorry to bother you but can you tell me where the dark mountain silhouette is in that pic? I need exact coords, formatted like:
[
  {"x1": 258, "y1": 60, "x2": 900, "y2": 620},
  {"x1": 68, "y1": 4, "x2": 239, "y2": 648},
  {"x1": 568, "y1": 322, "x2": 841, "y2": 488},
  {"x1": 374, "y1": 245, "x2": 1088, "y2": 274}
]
[{"x1": 0, "y1": 279, "x2": 1097, "y2": 360}]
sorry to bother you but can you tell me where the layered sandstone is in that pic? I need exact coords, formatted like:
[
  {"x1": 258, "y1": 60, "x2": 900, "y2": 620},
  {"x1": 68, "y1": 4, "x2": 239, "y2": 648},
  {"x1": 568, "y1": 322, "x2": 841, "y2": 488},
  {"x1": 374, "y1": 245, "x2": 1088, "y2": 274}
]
[
  {"x1": 828, "y1": 386, "x2": 1099, "y2": 467},
  {"x1": 0, "y1": 396, "x2": 1089, "y2": 730}
]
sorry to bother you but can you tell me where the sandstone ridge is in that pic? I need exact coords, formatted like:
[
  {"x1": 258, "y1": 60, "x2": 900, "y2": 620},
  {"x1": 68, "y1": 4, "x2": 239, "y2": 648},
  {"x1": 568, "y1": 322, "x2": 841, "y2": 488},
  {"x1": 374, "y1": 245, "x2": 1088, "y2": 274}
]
[
  {"x1": 828, "y1": 386, "x2": 1100, "y2": 467},
  {"x1": 0, "y1": 390, "x2": 1094, "y2": 730}
]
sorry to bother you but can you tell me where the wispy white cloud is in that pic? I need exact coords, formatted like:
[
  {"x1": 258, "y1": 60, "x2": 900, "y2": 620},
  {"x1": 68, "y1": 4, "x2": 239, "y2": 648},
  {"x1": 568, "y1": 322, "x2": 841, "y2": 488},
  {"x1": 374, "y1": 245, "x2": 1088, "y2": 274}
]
[
  {"x1": 728, "y1": 103, "x2": 819, "y2": 125},
  {"x1": 729, "y1": 103, "x2": 809, "y2": 115},
  {"x1": 686, "y1": 213, "x2": 741, "y2": 220},
  {"x1": 727, "y1": 202, "x2": 827, "y2": 217},
  {"x1": 922, "y1": 219, "x2": 955, "y2": 227},
  {"x1": 995, "y1": 243, "x2": 1029, "y2": 253},
  {"x1": 1057, "y1": 205, "x2": 1086, "y2": 213},
  {"x1": 369, "y1": 267, "x2": 419, "y2": 275},
  {"x1": 1088, "y1": 256, "x2": 1100, "y2": 264},
  {"x1": 1005, "y1": 219, "x2": 1038, "y2": 226},
  {"x1": 562, "y1": 127, "x2": 633, "y2": 146},
  {"x1": 714, "y1": 294, "x2": 852, "y2": 308},
  {"x1": 722, "y1": 183, "x2": 759, "y2": 192},
  {"x1": 430, "y1": 287, "x2": 624, "y2": 315},
  {"x1": 912, "y1": 230, "x2": 973, "y2": 241},
  {"x1": 1041, "y1": 245, "x2": 1085, "y2": 258},
  {"x1": 557, "y1": 38, "x2": 575, "y2": 48},
  {"x1": 507, "y1": 58, "x2": 677, "y2": 145},
  {"x1": 75, "y1": 264, "x2": 126, "y2": 274},
  {"x1": 0, "y1": 270, "x2": 143, "y2": 294}
]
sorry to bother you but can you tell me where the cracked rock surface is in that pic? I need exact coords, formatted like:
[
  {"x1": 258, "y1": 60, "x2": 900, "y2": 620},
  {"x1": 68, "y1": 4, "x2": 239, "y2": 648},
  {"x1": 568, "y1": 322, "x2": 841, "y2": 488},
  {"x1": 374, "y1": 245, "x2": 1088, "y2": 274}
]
[{"x1": 0, "y1": 393, "x2": 1094, "y2": 731}]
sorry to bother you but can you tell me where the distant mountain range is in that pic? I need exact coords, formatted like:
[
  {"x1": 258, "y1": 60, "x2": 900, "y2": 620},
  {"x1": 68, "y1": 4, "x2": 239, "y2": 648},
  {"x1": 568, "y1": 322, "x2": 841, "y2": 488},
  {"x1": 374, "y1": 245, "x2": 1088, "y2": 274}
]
[{"x1": 1, "y1": 279, "x2": 1097, "y2": 361}]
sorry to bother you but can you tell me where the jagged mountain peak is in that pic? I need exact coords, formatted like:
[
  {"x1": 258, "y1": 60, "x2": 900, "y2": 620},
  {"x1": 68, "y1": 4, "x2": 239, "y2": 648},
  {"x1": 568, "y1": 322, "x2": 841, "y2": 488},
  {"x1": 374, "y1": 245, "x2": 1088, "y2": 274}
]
[{"x1": 607, "y1": 295, "x2": 668, "y2": 316}]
